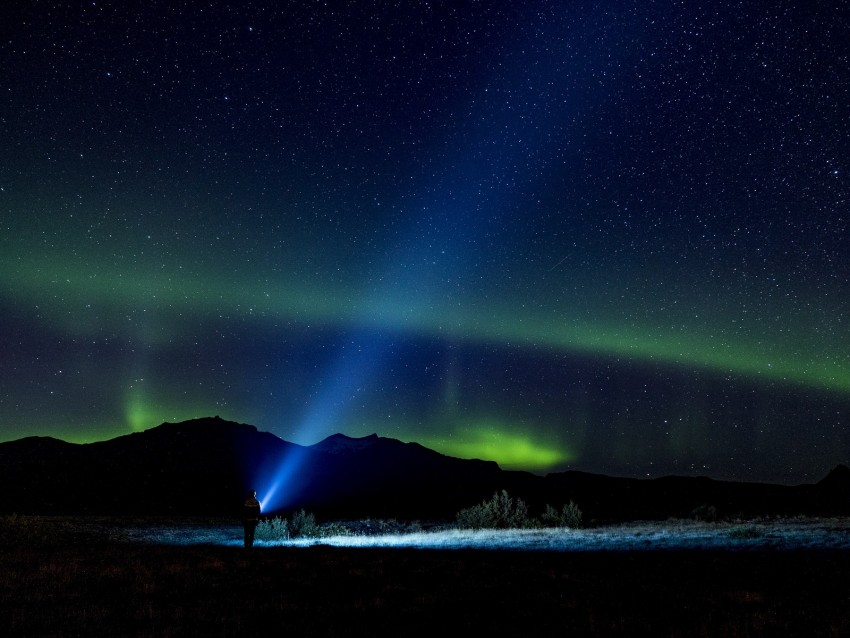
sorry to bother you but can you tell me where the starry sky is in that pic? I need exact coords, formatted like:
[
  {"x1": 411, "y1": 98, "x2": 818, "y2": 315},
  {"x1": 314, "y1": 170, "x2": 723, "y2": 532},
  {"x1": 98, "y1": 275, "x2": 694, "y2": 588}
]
[{"x1": 1, "y1": 0, "x2": 848, "y2": 484}]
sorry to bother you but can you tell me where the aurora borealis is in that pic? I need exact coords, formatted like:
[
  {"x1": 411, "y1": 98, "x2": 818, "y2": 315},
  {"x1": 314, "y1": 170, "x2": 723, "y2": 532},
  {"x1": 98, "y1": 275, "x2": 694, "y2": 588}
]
[{"x1": 1, "y1": 1, "x2": 848, "y2": 484}]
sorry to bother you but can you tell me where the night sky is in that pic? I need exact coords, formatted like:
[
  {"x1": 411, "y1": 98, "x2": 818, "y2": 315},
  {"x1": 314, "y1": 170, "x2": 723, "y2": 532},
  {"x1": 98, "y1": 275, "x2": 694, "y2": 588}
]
[{"x1": 1, "y1": 1, "x2": 848, "y2": 484}]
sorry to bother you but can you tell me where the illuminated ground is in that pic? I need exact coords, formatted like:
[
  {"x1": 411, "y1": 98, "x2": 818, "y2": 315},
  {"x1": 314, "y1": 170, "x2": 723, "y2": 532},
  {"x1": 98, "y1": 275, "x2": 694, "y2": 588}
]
[{"x1": 123, "y1": 518, "x2": 850, "y2": 551}]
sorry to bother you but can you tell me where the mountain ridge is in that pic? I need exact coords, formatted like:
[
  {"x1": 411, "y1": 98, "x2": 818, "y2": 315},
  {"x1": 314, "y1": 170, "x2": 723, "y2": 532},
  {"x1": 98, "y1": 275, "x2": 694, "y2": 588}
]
[{"x1": 1, "y1": 417, "x2": 847, "y2": 522}]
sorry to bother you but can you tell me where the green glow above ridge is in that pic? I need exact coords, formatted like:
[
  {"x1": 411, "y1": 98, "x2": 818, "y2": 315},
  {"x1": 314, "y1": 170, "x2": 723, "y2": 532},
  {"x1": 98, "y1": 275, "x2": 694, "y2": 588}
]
[
  {"x1": 124, "y1": 384, "x2": 238, "y2": 433},
  {"x1": 415, "y1": 420, "x2": 573, "y2": 471}
]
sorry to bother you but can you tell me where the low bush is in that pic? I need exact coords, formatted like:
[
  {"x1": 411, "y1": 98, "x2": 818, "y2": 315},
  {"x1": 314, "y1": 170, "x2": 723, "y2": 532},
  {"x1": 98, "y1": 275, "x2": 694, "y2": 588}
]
[
  {"x1": 253, "y1": 510, "x2": 340, "y2": 542},
  {"x1": 317, "y1": 521, "x2": 355, "y2": 537},
  {"x1": 540, "y1": 501, "x2": 583, "y2": 528},
  {"x1": 456, "y1": 490, "x2": 533, "y2": 529},
  {"x1": 728, "y1": 525, "x2": 763, "y2": 539},
  {"x1": 691, "y1": 504, "x2": 718, "y2": 522},
  {"x1": 456, "y1": 491, "x2": 584, "y2": 530},
  {"x1": 288, "y1": 509, "x2": 320, "y2": 539},
  {"x1": 339, "y1": 518, "x2": 419, "y2": 536},
  {"x1": 254, "y1": 516, "x2": 290, "y2": 542}
]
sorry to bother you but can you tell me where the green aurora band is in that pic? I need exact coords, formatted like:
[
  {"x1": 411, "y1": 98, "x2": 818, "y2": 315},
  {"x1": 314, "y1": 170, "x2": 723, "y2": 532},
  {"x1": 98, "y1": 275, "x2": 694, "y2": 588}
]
[{"x1": 4, "y1": 252, "x2": 849, "y2": 397}]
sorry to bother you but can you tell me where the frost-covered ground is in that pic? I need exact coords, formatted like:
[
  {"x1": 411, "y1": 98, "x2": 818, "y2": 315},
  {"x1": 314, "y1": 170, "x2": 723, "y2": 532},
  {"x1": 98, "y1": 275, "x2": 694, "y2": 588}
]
[{"x1": 123, "y1": 517, "x2": 850, "y2": 551}]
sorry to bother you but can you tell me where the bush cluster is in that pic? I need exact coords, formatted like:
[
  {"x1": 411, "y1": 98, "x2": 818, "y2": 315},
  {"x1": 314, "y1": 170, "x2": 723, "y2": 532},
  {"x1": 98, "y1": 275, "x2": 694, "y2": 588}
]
[
  {"x1": 691, "y1": 504, "x2": 718, "y2": 522},
  {"x1": 254, "y1": 515, "x2": 290, "y2": 542},
  {"x1": 456, "y1": 490, "x2": 583, "y2": 530},
  {"x1": 253, "y1": 509, "x2": 321, "y2": 541},
  {"x1": 254, "y1": 509, "x2": 350, "y2": 542},
  {"x1": 540, "y1": 501, "x2": 584, "y2": 528},
  {"x1": 288, "y1": 509, "x2": 320, "y2": 538}
]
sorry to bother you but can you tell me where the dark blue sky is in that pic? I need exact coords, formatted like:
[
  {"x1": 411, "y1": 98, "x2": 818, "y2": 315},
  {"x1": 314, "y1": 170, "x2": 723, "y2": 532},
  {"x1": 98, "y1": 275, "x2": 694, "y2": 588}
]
[{"x1": 1, "y1": 0, "x2": 848, "y2": 483}]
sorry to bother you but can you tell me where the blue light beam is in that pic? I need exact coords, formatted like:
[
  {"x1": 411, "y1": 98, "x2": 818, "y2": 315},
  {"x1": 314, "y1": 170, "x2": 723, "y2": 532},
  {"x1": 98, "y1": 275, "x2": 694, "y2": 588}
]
[{"x1": 259, "y1": 331, "x2": 395, "y2": 512}]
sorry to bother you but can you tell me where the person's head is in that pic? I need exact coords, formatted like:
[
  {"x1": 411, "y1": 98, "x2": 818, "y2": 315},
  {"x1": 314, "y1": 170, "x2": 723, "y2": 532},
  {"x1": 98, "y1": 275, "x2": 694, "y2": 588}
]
[{"x1": 248, "y1": 489, "x2": 256, "y2": 498}]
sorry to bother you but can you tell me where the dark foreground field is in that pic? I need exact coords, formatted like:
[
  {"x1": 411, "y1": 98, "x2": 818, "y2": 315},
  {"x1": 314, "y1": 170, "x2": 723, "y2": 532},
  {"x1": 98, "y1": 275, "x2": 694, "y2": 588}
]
[{"x1": 3, "y1": 532, "x2": 850, "y2": 638}]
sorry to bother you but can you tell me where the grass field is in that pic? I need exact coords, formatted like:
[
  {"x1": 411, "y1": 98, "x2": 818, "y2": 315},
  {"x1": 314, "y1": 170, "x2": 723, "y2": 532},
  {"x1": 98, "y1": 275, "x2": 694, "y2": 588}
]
[{"x1": 2, "y1": 517, "x2": 850, "y2": 637}]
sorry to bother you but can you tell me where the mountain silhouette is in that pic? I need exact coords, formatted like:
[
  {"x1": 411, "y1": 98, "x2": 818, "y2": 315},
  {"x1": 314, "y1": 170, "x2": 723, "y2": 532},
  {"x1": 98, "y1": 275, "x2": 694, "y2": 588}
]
[{"x1": 0, "y1": 416, "x2": 847, "y2": 522}]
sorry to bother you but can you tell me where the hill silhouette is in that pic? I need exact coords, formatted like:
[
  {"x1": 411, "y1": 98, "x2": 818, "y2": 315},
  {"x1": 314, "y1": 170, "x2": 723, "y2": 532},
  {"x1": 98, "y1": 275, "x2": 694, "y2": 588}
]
[{"x1": 0, "y1": 417, "x2": 847, "y2": 522}]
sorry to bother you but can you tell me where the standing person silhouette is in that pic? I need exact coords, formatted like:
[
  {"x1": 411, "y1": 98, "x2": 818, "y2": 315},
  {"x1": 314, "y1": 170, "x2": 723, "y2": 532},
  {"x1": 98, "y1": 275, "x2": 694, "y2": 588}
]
[{"x1": 242, "y1": 490, "x2": 261, "y2": 548}]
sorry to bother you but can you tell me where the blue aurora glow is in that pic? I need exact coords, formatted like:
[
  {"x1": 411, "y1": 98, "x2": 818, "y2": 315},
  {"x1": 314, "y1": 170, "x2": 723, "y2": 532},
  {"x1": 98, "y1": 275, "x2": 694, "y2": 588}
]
[{"x1": 253, "y1": 21, "x2": 587, "y2": 510}]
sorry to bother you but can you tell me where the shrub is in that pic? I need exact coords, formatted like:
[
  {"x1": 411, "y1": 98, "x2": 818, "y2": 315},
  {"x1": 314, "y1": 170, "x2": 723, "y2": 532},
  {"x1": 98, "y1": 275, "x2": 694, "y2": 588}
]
[
  {"x1": 288, "y1": 509, "x2": 320, "y2": 539},
  {"x1": 317, "y1": 521, "x2": 355, "y2": 537},
  {"x1": 254, "y1": 516, "x2": 289, "y2": 542},
  {"x1": 456, "y1": 490, "x2": 533, "y2": 529},
  {"x1": 343, "y1": 518, "x2": 413, "y2": 535},
  {"x1": 456, "y1": 502, "x2": 495, "y2": 530},
  {"x1": 691, "y1": 504, "x2": 718, "y2": 522},
  {"x1": 253, "y1": 513, "x2": 349, "y2": 542},
  {"x1": 540, "y1": 501, "x2": 583, "y2": 528}
]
